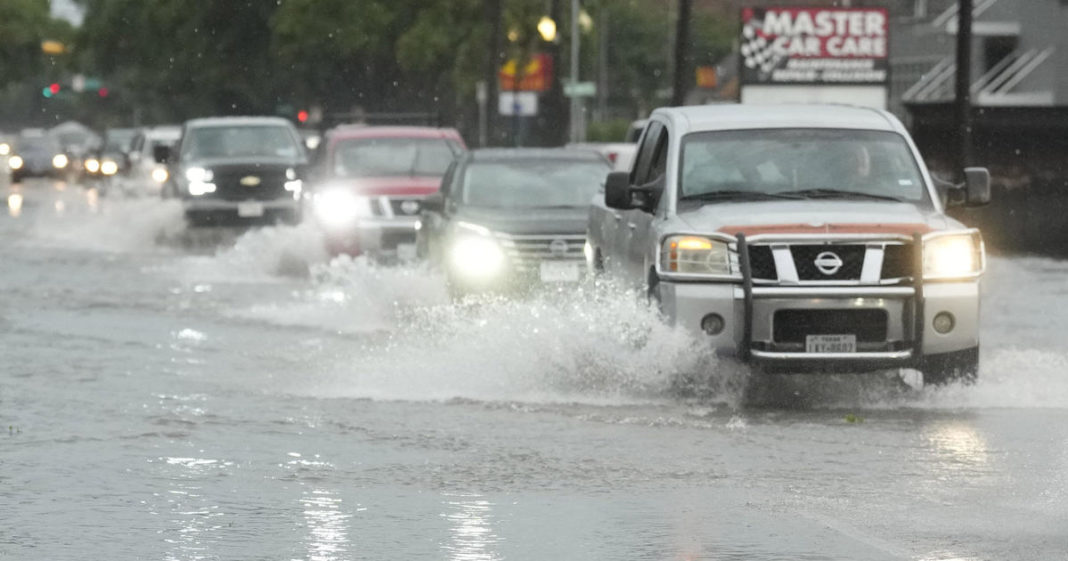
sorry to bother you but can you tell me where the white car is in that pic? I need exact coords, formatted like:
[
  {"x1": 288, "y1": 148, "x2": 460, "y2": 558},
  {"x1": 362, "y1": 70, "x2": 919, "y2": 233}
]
[
  {"x1": 586, "y1": 104, "x2": 991, "y2": 385},
  {"x1": 123, "y1": 126, "x2": 181, "y2": 196}
]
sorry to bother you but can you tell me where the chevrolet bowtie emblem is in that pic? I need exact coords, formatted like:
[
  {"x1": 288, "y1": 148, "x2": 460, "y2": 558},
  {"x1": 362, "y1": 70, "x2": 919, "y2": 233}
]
[{"x1": 240, "y1": 175, "x2": 261, "y2": 187}]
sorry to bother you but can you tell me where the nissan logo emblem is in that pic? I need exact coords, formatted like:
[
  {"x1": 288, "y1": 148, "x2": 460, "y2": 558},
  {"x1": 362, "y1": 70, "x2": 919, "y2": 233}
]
[
  {"x1": 399, "y1": 200, "x2": 420, "y2": 215},
  {"x1": 549, "y1": 238, "x2": 569, "y2": 257},
  {"x1": 814, "y1": 251, "x2": 844, "y2": 275}
]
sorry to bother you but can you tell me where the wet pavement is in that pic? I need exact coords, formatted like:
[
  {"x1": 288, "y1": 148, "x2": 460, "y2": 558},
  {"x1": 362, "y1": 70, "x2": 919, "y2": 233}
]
[{"x1": 2, "y1": 178, "x2": 1068, "y2": 560}]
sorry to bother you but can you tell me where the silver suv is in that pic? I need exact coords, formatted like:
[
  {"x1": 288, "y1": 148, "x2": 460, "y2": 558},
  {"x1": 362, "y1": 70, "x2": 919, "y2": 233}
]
[{"x1": 586, "y1": 105, "x2": 991, "y2": 385}]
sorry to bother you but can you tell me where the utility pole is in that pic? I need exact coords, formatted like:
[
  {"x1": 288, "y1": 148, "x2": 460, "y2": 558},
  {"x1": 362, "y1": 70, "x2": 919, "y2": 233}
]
[
  {"x1": 955, "y1": 0, "x2": 974, "y2": 173},
  {"x1": 671, "y1": 0, "x2": 692, "y2": 106},
  {"x1": 544, "y1": 0, "x2": 567, "y2": 146},
  {"x1": 484, "y1": 0, "x2": 503, "y2": 146},
  {"x1": 569, "y1": 0, "x2": 582, "y2": 142}
]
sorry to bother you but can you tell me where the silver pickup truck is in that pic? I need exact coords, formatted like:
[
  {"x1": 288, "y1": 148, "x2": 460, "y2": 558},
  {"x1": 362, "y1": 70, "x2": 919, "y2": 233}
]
[{"x1": 585, "y1": 105, "x2": 990, "y2": 385}]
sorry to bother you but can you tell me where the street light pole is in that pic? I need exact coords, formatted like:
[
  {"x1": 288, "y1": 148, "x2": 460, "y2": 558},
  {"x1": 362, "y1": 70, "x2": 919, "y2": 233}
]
[{"x1": 955, "y1": 0, "x2": 974, "y2": 173}]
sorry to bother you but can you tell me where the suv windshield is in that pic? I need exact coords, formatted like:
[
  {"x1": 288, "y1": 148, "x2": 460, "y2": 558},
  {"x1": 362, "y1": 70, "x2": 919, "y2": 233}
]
[
  {"x1": 680, "y1": 129, "x2": 929, "y2": 204},
  {"x1": 461, "y1": 159, "x2": 609, "y2": 208},
  {"x1": 332, "y1": 137, "x2": 458, "y2": 178},
  {"x1": 181, "y1": 125, "x2": 299, "y2": 160}
]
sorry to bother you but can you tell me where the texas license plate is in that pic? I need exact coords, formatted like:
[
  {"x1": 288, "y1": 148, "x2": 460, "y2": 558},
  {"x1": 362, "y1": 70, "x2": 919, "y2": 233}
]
[
  {"x1": 805, "y1": 334, "x2": 857, "y2": 353},
  {"x1": 540, "y1": 261, "x2": 580, "y2": 283},
  {"x1": 237, "y1": 202, "x2": 265, "y2": 217}
]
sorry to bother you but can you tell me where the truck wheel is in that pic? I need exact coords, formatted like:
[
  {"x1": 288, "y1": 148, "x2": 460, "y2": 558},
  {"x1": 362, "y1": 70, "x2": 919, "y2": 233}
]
[{"x1": 921, "y1": 347, "x2": 979, "y2": 386}]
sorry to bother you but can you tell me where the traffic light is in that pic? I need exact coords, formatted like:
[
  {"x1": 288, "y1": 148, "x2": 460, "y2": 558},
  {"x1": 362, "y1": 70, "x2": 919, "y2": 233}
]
[
  {"x1": 42, "y1": 83, "x2": 61, "y2": 98},
  {"x1": 297, "y1": 110, "x2": 309, "y2": 124}
]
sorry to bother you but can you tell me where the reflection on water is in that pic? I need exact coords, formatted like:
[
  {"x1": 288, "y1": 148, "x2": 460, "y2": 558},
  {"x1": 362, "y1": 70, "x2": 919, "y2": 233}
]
[
  {"x1": 159, "y1": 457, "x2": 229, "y2": 561},
  {"x1": 301, "y1": 489, "x2": 351, "y2": 561},
  {"x1": 8, "y1": 192, "x2": 23, "y2": 217},
  {"x1": 86, "y1": 187, "x2": 100, "y2": 212},
  {"x1": 927, "y1": 423, "x2": 990, "y2": 475},
  {"x1": 441, "y1": 494, "x2": 502, "y2": 561}
]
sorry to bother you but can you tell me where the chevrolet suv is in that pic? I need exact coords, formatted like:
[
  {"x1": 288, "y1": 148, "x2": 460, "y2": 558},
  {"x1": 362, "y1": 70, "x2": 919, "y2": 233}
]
[{"x1": 586, "y1": 105, "x2": 990, "y2": 385}]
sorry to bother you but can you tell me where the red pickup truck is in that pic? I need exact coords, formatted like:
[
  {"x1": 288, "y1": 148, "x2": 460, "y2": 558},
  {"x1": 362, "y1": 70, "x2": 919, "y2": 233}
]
[{"x1": 309, "y1": 125, "x2": 466, "y2": 259}]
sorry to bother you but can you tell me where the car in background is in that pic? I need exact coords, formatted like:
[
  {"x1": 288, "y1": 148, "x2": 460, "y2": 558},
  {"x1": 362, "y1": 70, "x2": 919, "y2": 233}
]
[
  {"x1": 309, "y1": 125, "x2": 465, "y2": 259},
  {"x1": 587, "y1": 104, "x2": 990, "y2": 385},
  {"x1": 160, "y1": 116, "x2": 307, "y2": 226},
  {"x1": 7, "y1": 130, "x2": 70, "y2": 183},
  {"x1": 50, "y1": 121, "x2": 101, "y2": 179},
  {"x1": 417, "y1": 148, "x2": 611, "y2": 296},
  {"x1": 124, "y1": 126, "x2": 181, "y2": 196},
  {"x1": 84, "y1": 127, "x2": 138, "y2": 185}
]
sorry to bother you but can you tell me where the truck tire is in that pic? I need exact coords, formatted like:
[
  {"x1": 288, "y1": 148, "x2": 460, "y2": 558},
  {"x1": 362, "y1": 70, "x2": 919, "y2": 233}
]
[{"x1": 921, "y1": 346, "x2": 979, "y2": 386}]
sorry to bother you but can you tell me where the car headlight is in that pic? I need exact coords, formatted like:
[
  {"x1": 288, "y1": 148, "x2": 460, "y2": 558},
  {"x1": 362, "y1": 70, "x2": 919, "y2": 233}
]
[
  {"x1": 0, "y1": 143, "x2": 10, "y2": 156},
  {"x1": 449, "y1": 223, "x2": 505, "y2": 278},
  {"x1": 52, "y1": 154, "x2": 69, "y2": 169},
  {"x1": 8, "y1": 155, "x2": 23, "y2": 170},
  {"x1": 185, "y1": 167, "x2": 213, "y2": 183},
  {"x1": 660, "y1": 235, "x2": 732, "y2": 276},
  {"x1": 151, "y1": 167, "x2": 169, "y2": 183},
  {"x1": 101, "y1": 159, "x2": 119, "y2": 176},
  {"x1": 85, "y1": 158, "x2": 100, "y2": 173},
  {"x1": 314, "y1": 189, "x2": 372, "y2": 227},
  {"x1": 923, "y1": 231, "x2": 984, "y2": 279}
]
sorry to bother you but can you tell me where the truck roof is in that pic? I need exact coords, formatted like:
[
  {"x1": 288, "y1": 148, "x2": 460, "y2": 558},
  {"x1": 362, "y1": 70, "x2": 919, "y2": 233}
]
[
  {"x1": 653, "y1": 104, "x2": 902, "y2": 136},
  {"x1": 185, "y1": 116, "x2": 294, "y2": 129},
  {"x1": 326, "y1": 125, "x2": 463, "y2": 142}
]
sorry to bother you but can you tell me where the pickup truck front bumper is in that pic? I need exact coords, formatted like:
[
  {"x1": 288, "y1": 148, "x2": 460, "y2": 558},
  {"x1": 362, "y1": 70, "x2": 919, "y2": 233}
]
[{"x1": 657, "y1": 280, "x2": 979, "y2": 372}]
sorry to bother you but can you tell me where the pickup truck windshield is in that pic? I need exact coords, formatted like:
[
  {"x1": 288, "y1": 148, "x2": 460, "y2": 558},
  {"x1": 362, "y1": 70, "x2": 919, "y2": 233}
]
[
  {"x1": 182, "y1": 125, "x2": 299, "y2": 160},
  {"x1": 461, "y1": 159, "x2": 609, "y2": 208},
  {"x1": 679, "y1": 129, "x2": 929, "y2": 204},
  {"x1": 333, "y1": 137, "x2": 457, "y2": 178}
]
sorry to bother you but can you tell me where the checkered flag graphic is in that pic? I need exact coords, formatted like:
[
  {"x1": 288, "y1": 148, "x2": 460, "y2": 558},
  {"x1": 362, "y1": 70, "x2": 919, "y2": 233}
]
[{"x1": 740, "y1": 19, "x2": 784, "y2": 76}]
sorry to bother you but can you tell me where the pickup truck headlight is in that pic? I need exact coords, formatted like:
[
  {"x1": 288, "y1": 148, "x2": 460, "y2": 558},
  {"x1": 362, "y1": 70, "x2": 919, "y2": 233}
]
[
  {"x1": 660, "y1": 235, "x2": 732, "y2": 276},
  {"x1": 449, "y1": 222, "x2": 505, "y2": 278},
  {"x1": 923, "y1": 231, "x2": 984, "y2": 279},
  {"x1": 314, "y1": 188, "x2": 372, "y2": 227}
]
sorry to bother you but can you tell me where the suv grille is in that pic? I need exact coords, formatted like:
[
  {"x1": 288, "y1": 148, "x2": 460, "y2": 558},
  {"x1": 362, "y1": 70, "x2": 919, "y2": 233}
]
[
  {"x1": 773, "y1": 309, "x2": 889, "y2": 343},
  {"x1": 214, "y1": 170, "x2": 287, "y2": 201},
  {"x1": 498, "y1": 234, "x2": 585, "y2": 271}
]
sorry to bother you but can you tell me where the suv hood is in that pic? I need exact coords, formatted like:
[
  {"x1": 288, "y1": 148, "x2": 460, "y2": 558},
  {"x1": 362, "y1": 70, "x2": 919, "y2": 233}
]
[
  {"x1": 676, "y1": 200, "x2": 956, "y2": 236},
  {"x1": 320, "y1": 176, "x2": 441, "y2": 197},
  {"x1": 455, "y1": 205, "x2": 588, "y2": 236}
]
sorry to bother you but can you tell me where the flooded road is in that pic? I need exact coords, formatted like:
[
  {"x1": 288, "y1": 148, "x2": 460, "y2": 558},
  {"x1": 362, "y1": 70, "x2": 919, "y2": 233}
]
[{"x1": 2, "y1": 179, "x2": 1068, "y2": 560}]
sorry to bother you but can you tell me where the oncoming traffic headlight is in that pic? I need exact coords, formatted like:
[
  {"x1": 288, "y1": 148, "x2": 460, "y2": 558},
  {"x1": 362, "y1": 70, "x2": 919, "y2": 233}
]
[
  {"x1": 449, "y1": 231, "x2": 505, "y2": 279},
  {"x1": 923, "y1": 231, "x2": 984, "y2": 280},
  {"x1": 85, "y1": 158, "x2": 101, "y2": 173},
  {"x1": 8, "y1": 155, "x2": 23, "y2": 170},
  {"x1": 313, "y1": 188, "x2": 372, "y2": 227},
  {"x1": 660, "y1": 235, "x2": 732, "y2": 276},
  {"x1": 52, "y1": 154, "x2": 69, "y2": 169}
]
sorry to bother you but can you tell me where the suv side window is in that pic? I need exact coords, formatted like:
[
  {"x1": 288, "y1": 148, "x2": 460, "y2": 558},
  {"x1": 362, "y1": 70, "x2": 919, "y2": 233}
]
[{"x1": 630, "y1": 121, "x2": 663, "y2": 185}]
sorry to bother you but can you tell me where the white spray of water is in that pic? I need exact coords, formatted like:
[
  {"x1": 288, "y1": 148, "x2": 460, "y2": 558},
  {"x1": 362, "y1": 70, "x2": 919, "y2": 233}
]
[{"x1": 27, "y1": 194, "x2": 185, "y2": 253}]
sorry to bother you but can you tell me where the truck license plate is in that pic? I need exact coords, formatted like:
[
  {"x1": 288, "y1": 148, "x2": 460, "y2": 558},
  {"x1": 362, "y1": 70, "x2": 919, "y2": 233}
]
[
  {"x1": 237, "y1": 202, "x2": 265, "y2": 217},
  {"x1": 540, "y1": 261, "x2": 580, "y2": 283},
  {"x1": 805, "y1": 334, "x2": 856, "y2": 353}
]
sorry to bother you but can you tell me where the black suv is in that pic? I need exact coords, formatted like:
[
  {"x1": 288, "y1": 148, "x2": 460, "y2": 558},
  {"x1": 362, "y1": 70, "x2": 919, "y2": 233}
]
[
  {"x1": 160, "y1": 117, "x2": 307, "y2": 226},
  {"x1": 418, "y1": 148, "x2": 610, "y2": 295}
]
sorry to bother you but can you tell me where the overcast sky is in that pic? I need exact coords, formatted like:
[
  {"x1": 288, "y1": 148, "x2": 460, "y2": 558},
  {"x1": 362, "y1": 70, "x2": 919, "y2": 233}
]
[{"x1": 50, "y1": 0, "x2": 85, "y2": 27}]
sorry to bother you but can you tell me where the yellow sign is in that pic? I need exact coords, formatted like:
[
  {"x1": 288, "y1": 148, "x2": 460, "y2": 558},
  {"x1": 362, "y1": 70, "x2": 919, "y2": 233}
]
[{"x1": 41, "y1": 40, "x2": 66, "y2": 55}]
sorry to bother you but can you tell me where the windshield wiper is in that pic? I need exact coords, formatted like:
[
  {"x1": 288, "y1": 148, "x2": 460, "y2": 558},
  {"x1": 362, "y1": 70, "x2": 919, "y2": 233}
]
[
  {"x1": 780, "y1": 188, "x2": 905, "y2": 202},
  {"x1": 680, "y1": 190, "x2": 804, "y2": 202}
]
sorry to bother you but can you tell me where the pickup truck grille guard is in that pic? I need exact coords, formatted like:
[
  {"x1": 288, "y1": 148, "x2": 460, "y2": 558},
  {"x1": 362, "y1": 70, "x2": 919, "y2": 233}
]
[{"x1": 734, "y1": 232, "x2": 924, "y2": 363}]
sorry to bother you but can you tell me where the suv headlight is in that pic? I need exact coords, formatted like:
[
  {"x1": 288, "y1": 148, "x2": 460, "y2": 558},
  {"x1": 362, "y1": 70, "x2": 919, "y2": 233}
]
[
  {"x1": 923, "y1": 231, "x2": 984, "y2": 279},
  {"x1": 660, "y1": 235, "x2": 733, "y2": 276},
  {"x1": 449, "y1": 222, "x2": 505, "y2": 278}
]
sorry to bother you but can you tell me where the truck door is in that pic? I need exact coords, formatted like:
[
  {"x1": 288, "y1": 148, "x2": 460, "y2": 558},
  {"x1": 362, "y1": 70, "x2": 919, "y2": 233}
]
[{"x1": 620, "y1": 122, "x2": 668, "y2": 283}]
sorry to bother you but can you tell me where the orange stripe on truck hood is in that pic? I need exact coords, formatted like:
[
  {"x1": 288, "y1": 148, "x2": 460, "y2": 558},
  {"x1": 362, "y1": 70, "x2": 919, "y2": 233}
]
[{"x1": 718, "y1": 223, "x2": 934, "y2": 236}]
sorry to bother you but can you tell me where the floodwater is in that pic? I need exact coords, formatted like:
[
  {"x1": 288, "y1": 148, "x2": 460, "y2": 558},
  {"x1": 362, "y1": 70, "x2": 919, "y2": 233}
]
[{"x1": 2, "y1": 178, "x2": 1067, "y2": 560}]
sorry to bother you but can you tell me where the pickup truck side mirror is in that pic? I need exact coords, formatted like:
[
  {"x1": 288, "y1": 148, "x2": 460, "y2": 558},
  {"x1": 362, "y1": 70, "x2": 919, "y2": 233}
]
[
  {"x1": 963, "y1": 167, "x2": 991, "y2": 206},
  {"x1": 423, "y1": 192, "x2": 444, "y2": 212},
  {"x1": 152, "y1": 145, "x2": 172, "y2": 164},
  {"x1": 605, "y1": 171, "x2": 633, "y2": 210}
]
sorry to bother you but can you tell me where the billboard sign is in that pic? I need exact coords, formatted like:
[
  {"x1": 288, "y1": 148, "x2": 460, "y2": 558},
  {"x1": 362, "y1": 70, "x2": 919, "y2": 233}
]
[{"x1": 739, "y1": 7, "x2": 889, "y2": 86}]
